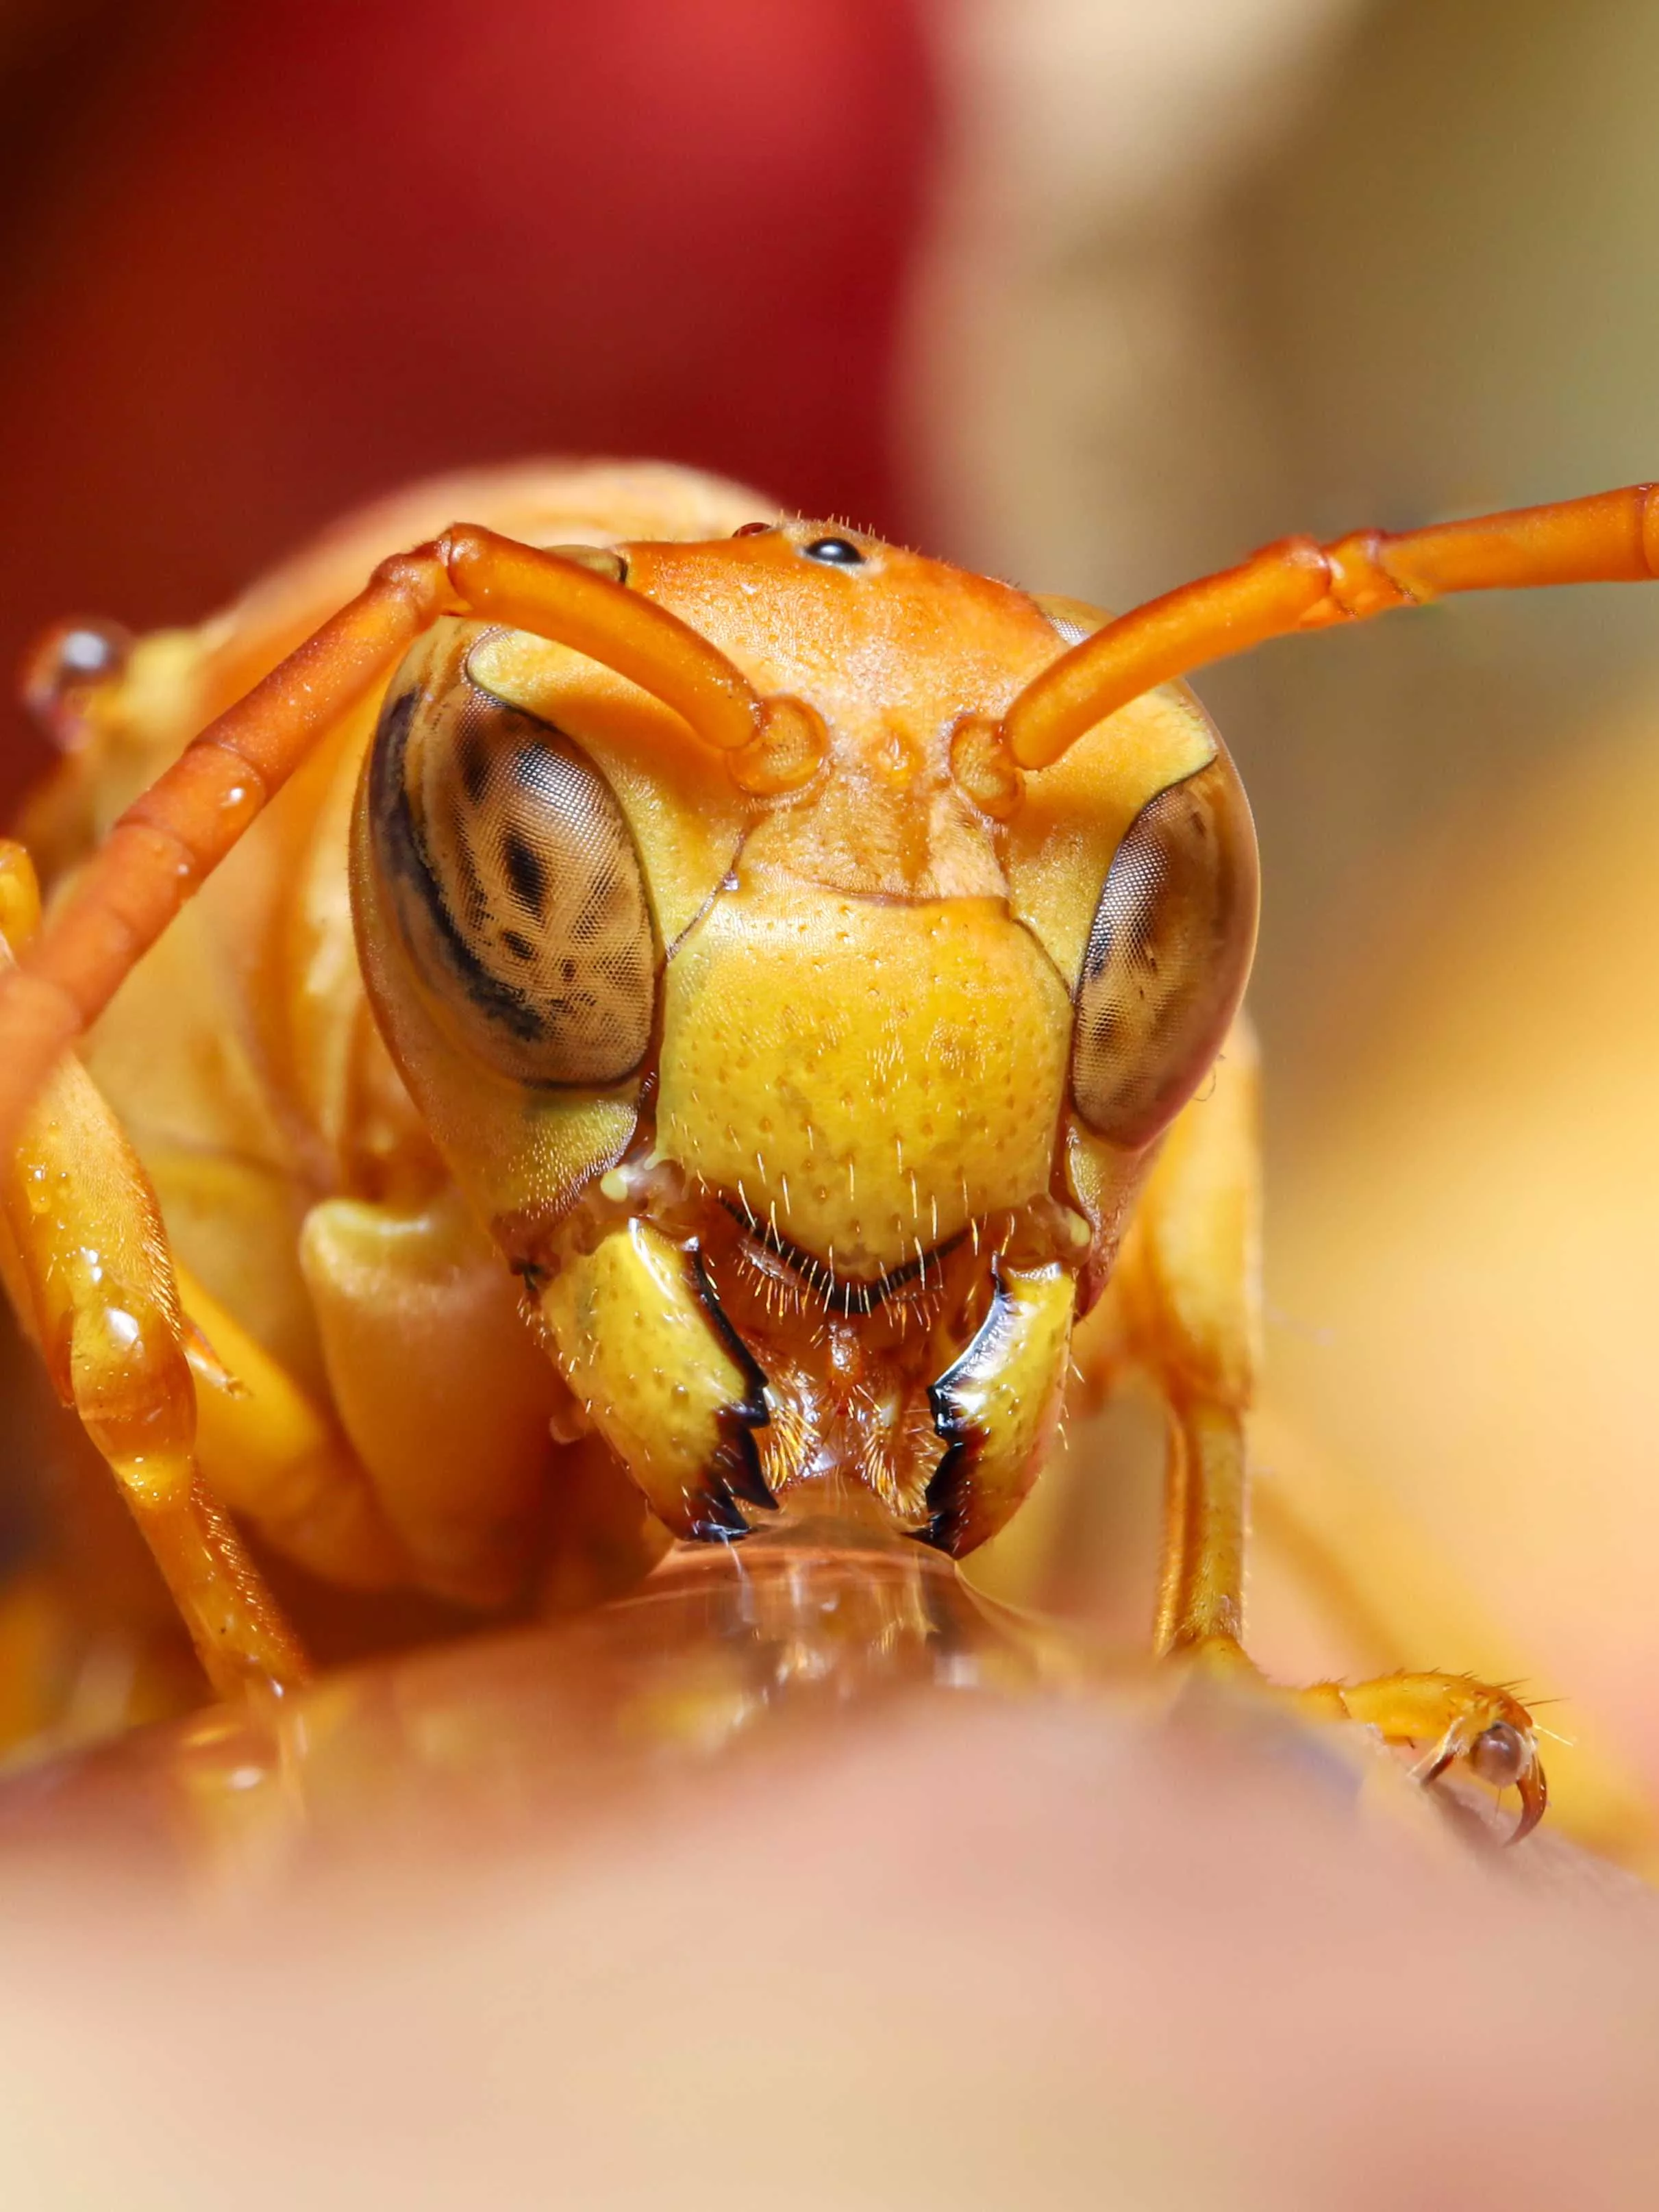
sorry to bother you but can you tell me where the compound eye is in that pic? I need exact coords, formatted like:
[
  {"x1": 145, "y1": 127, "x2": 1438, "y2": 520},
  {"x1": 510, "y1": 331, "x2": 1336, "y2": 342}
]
[
  {"x1": 369, "y1": 645, "x2": 657, "y2": 1088},
  {"x1": 1071, "y1": 749, "x2": 1259, "y2": 1150}
]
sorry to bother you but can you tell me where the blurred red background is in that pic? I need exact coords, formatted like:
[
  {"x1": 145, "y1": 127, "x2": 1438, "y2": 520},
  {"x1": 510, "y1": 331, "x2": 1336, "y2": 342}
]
[{"x1": 0, "y1": 0, "x2": 936, "y2": 818}]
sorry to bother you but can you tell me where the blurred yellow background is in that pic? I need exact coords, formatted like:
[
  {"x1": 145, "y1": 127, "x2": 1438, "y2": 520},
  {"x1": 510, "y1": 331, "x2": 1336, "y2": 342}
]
[{"x1": 927, "y1": 0, "x2": 1659, "y2": 1850}]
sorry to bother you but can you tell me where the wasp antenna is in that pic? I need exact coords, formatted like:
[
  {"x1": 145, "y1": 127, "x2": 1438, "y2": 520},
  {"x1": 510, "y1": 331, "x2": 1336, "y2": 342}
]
[
  {"x1": 1001, "y1": 482, "x2": 1659, "y2": 770},
  {"x1": 0, "y1": 523, "x2": 793, "y2": 1152}
]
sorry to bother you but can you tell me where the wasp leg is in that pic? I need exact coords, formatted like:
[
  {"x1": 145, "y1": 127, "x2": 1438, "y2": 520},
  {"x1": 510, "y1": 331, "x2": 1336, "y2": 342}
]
[
  {"x1": 166, "y1": 1260, "x2": 410, "y2": 1593},
  {"x1": 0, "y1": 846, "x2": 307, "y2": 1698},
  {"x1": 1103, "y1": 1017, "x2": 1547, "y2": 1836},
  {"x1": 1295, "y1": 1672, "x2": 1548, "y2": 1841},
  {"x1": 1096, "y1": 1018, "x2": 1262, "y2": 1659},
  {"x1": 298, "y1": 1189, "x2": 571, "y2": 1605},
  {"x1": 537, "y1": 1217, "x2": 772, "y2": 1543}
]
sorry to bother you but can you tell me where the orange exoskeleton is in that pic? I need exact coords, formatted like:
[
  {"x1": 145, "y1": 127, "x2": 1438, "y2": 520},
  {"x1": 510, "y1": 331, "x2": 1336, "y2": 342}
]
[{"x1": 8, "y1": 459, "x2": 1655, "y2": 1834}]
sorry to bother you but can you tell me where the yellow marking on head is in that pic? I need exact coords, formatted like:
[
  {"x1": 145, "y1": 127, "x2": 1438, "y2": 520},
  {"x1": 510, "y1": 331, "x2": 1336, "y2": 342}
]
[{"x1": 658, "y1": 878, "x2": 1071, "y2": 1279}]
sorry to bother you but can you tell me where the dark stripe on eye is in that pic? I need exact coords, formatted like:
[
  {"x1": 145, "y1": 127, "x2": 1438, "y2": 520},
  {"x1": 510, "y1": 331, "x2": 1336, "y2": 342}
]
[
  {"x1": 372, "y1": 664, "x2": 662, "y2": 1084},
  {"x1": 458, "y1": 728, "x2": 488, "y2": 803},
  {"x1": 367, "y1": 688, "x2": 422, "y2": 885},
  {"x1": 502, "y1": 828, "x2": 547, "y2": 915},
  {"x1": 372, "y1": 684, "x2": 549, "y2": 1048}
]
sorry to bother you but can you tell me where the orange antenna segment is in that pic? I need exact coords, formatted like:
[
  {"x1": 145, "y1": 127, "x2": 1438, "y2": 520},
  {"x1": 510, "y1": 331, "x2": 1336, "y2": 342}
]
[
  {"x1": 1004, "y1": 482, "x2": 1659, "y2": 769},
  {"x1": 449, "y1": 526, "x2": 764, "y2": 752},
  {"x1": 0, "y1": 527, "x2": 772, "y2": 1152}
]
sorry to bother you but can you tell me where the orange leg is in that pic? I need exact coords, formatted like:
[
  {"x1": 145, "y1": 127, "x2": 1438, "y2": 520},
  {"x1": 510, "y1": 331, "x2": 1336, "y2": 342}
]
[
  {"x1": 0, "y1": 847, "x2": 306, "y2": 1699},
  {"x1": 1108, "y1": 1021, "x2": 1547, "y2": 1840},
  {"x1": 0, "y1": 525, "x2": 821, "y2": 1154},
  {"x1": 1006, "y1": 481, "x2": 1659, "y2": 766}
]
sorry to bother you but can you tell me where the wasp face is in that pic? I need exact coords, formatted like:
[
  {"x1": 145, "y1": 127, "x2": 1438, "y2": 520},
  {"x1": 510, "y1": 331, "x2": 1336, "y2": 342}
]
[{"x1": 355, "y1": 524, "x2": 1258, "y2": 1551}]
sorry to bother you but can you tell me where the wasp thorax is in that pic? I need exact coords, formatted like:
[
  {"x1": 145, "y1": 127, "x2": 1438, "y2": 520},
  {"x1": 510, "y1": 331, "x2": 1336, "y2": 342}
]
[{"x1": 368, "y1": 630, "x2": 658, "y2": 1088}]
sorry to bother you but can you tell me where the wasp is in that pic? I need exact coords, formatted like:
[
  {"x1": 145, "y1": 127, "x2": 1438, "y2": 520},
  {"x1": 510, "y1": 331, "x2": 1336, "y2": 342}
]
[{"x1": 8, "y1": 459, "x2": 1653, "y2": 1838}]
